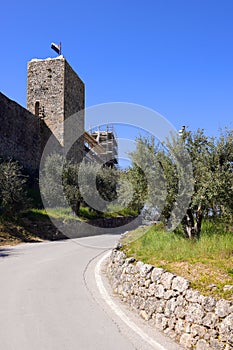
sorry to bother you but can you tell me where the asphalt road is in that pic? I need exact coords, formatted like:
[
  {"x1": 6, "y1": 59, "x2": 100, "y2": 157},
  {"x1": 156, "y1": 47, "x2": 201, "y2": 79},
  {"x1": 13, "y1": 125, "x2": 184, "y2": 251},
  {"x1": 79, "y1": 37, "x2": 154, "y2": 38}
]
[{"x1": 0, "y1": 235, "x2": 182, "y2": 350}]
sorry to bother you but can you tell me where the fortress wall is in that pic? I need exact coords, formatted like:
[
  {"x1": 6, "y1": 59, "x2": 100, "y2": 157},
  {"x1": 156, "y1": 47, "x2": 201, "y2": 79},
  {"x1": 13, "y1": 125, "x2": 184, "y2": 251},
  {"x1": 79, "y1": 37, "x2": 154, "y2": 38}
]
[
  {"x1": 0, "y1": 92, "x2": 59, "y2": 175},
  {"x1": 1, "y1": 56, "x2": 86, "y2": 175}
]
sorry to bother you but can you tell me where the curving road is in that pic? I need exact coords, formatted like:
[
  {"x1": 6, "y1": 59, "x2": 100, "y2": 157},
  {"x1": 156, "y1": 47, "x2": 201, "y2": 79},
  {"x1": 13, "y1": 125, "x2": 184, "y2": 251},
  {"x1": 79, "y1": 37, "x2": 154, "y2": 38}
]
[{"x1": 0, "y1": 235, "x2": 182, "y2": 350}]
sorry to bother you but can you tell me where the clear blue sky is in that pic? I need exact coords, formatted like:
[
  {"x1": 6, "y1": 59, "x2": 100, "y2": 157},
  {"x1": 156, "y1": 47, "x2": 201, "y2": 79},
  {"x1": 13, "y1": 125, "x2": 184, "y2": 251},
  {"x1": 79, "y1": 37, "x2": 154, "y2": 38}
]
[{"x1": 1, "y1": 0, "x2": 233, "y2": 138}]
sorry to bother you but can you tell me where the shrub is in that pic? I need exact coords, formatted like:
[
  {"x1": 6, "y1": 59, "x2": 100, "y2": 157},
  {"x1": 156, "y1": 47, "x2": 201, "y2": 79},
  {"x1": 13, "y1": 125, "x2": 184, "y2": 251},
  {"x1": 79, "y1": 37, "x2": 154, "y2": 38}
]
[
  {"x1": 40, "y1": 153, "x2": 66, "y2": 208},
  {"x1": 0, "y1": 160, "x2": 29, "y2": 217}
]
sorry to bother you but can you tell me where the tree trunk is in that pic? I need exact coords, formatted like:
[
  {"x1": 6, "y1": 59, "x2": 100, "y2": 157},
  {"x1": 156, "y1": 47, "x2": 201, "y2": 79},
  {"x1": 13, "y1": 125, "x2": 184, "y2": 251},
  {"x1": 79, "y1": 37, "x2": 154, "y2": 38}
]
[
  {"x1": 194, "y1": 204, "x2": 203, "y2": 239},
  {"x1": 183, "y1": 206, "x2": 202, "y2": 239},
  {"x1": 71, "y1": 200, "x2": 80, "y2": 216}
]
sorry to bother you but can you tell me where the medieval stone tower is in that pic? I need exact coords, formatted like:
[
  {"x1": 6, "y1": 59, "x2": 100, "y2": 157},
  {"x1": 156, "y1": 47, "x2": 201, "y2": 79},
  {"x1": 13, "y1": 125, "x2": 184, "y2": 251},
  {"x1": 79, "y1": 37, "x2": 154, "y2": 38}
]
[{"x1": 27, "y1": 55, "x2": 85, "y2": 161}]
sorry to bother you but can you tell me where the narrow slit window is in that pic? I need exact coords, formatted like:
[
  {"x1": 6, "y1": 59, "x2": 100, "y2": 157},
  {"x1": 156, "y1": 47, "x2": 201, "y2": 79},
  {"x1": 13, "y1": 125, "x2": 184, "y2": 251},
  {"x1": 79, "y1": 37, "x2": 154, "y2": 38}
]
[{"x1": 35, "y1": 101, "x2": 40, "y2": 116}]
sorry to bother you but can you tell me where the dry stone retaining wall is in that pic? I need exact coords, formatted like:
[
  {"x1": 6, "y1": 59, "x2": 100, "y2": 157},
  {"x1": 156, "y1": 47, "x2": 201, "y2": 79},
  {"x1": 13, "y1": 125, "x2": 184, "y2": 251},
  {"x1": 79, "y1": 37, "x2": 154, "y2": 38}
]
[{"x1": 107, "y1": 247, "x2": 233, "y2": 349}]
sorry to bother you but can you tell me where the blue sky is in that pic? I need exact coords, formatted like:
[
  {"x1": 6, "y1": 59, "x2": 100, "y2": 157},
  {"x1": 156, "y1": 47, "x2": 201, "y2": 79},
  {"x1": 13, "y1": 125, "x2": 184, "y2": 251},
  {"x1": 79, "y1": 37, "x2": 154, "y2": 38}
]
[{"x1": 1, "y1": 0, "x2": 233, "y2": 144}]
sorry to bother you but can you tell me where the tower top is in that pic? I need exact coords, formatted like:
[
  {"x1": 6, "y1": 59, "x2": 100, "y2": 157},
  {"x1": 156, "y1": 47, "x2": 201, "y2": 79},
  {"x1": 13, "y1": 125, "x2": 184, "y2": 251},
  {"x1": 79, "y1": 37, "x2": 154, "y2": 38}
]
[{"x1": 29, "y1": 55, "x2": 65, "y2": 63}]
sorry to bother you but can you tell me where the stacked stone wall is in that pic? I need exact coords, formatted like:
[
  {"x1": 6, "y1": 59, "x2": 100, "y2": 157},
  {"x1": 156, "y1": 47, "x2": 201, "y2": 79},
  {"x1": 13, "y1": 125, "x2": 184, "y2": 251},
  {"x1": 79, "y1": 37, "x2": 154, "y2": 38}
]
[
  {"x1": 108, "y1": 248, "x2": 233, "y2": 349},
  {"x1": 27, "y1": 57, "x2": 65, "y2": 144},
  {"x1": 0, "y1": 92, "x2": 60, "y2": 175},
  {"x1": 27, "y1": 56, "x2": 85, "y2": 162},
  {"x1": 64, "y1": 60, "x2": 85, "y2": 119},
  {"x1": 64, "y1": 60, "x2": 85, "y2": 162}
]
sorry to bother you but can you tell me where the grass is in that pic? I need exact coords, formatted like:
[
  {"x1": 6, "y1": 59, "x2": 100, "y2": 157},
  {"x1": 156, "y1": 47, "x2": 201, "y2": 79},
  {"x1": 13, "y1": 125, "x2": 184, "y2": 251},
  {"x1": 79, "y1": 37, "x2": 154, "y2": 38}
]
[
  {"x1": 23, "y1": 207, "x2": 83, "y2": 221},
  {"x1": 106, "y1": 204, "x2": 138, "y2": 217},
  {"x1": 23, "y1": 205, "x2": 137, "y2": 221},
  {"x1": 121, "y1": 221, "x2": 233, "y2": 300},
  {"x1": 0, "y1": 205, "x2": 137, "y2": 246}
]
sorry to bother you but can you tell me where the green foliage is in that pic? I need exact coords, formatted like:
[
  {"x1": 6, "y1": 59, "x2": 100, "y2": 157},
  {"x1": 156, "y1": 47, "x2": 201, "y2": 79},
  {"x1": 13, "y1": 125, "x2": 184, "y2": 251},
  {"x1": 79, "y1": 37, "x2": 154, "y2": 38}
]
[
  {"x1": 123, "y1": 221, "x2": 233, "y2": 262},
  {"x1": 23, "y1": 204, "x2": 133, "y2": 222},
  {"x1": 27, "y1": 185, "x2": 43, "y2": 208},
  {"x1": 178, "y1": 128, "x2": 233, "y2": 238},
  {"x1": 40, "y1": 154, "x2": 119, "y2": 216},
  {"x1": 76, "y1": 162, "x2": 118, "y2": 214},
  {"x1": 117, "y1": 136, "x2": 167, "y2": 215},
  {"x1": 24, "y1": 207, "x2": 82, "y2": 221},
  {"x1": 210, "y1": 128, "x2": 233, "y2": 218},
  {"x1": 62, "y1": 162, "x2": 81, "y2": 215},
  {"x1": 40, "y1": 153, "x2": 66, "y2": 208},
  {"x1": 105, "y1": 204, "x2": 137, "y2": 217},
  {"x1": 0, "y1": 160, "x2": 29, "y2": 217},
  {"x1": 125, "y1": 127, "x2": 233, "y2": 238},
  {"x1": 117, "y1": 165, "x2": 147, "y2": 213},
  {"x1": 96, "y1": 166, "x2": 118, "y2": 202}
]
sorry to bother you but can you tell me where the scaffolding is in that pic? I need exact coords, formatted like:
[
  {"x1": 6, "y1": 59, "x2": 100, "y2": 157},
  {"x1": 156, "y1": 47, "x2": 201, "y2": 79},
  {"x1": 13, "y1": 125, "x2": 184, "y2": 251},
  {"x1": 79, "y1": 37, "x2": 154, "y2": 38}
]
[{"x1": 84, "y1": 125, "x2": 118, "y2": 167}]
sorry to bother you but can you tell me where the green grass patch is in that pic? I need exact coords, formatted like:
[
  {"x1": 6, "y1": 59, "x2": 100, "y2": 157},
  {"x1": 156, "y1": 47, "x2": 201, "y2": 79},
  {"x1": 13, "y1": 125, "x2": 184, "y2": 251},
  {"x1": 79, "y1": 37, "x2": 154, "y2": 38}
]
[
  {"x1": 22, "y1": 205, "x2": 137, "y2": 222},
  {"x1": 0, "y1": 205, "x2": 137, "y2": 247},
  {"x1": 22, "y1": 207, "x2": 104, "y2": 221},
  {"x1": 121, "y1": 221, "x2": 233, "y2": 300},
  {"x1": 22, "y1": 207, "x2": 82, "y2": 221},
  {"x1": 106, "y1": 204, "x2": 138, "y2": 217}
]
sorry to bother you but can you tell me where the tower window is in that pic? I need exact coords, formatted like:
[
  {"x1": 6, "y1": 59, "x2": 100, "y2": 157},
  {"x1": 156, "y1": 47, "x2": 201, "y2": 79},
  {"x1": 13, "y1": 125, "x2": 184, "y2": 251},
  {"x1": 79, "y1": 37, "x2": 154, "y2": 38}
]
[{"x1": 35, "y1": 101, "x2": 40, "y2": 116}]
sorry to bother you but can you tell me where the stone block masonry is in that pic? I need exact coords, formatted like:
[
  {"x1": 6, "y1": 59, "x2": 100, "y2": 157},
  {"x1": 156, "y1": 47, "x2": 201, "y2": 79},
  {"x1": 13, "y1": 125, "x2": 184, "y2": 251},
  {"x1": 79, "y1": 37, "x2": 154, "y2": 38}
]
[
  {"x1": 107, "y1": 248, "x2": 233, "y2": 349},
  {"x1": 0, "y1": 93, "x2": 49, "y2": 175},
  {"x1": 0, "y1": 55, "x2": 84, "y2": 175},
  {"x1": 27, "y1": 57, "x2": 65, "y2": 143},
  {"x1": 27, "y1": 56, "x2": 85, "y2": 162}
]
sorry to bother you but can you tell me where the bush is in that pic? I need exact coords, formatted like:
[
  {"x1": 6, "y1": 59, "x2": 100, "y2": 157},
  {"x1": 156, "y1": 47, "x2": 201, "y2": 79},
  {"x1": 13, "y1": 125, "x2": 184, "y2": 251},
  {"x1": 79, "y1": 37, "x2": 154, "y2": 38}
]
[
  {"x1": 40, "y1": 153, "x2": 120, "y2": 216},
  {"x1": 0, "y1": 160, "x2": 29, "y2": 216},
  {"x1": 62, "y1": 162, "x2": 81, "y2": 215},
  {"x1": 40, "y1": 153, "x2": 67, "y2": 208}
]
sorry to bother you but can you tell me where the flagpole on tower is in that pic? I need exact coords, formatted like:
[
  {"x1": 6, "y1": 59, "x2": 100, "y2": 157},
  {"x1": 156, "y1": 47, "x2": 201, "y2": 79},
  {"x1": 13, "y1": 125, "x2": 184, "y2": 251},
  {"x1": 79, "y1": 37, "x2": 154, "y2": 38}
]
[{"x1": 51, "y1": 42, "x2": 62, "y2": 55}]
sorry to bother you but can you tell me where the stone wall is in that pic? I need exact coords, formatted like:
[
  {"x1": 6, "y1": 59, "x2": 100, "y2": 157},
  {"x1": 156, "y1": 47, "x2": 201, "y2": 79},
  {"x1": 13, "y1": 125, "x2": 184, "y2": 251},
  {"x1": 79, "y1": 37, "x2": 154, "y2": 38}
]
[
  {"x1": 0, "y1": 92, "x2": 60, "y2": 175},
  {"x1": 27, "y1": 56, "x2": 85, "y2": 162},
  {"x1": 87, "y1": 215, "x2": 141, "y2": 230},
  {"x1": 27, "y1": 56, "x2": 66, "y2": 144},
  {"x1": 64, "y1": 59, "x2": 85, "y2": 162},
  {"x1": 64, "y1": 59, "x2": 85, "y2": 120},
  {"x1": 0, "y1": 55, "x2": 84, "y2": 175},
  {"x1": 108, "y1": 248, "x2": 233, "y2": 349},
  {"x1": 48, "y1": 216, "x2": 142, "y2": 240}
]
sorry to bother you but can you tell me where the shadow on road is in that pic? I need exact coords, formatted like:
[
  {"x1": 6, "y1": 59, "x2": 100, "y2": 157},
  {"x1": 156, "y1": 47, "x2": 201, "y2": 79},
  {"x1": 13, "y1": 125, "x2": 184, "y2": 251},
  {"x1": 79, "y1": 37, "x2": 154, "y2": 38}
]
[{"x1": 0, "y1": 248, "x2": 13, "y2": 258}]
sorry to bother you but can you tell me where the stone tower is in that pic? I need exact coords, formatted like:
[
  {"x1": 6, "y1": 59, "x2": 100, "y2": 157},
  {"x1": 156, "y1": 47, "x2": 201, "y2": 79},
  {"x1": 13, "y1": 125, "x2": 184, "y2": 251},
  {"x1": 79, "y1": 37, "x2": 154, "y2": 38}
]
[{"x1": 27, "y1": 55, "x2": 85, "y2": 161}]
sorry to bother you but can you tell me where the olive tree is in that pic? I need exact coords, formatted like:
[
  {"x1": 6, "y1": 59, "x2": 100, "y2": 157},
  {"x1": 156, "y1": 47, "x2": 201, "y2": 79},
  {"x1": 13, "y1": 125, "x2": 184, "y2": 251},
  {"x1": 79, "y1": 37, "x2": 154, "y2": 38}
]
[{"x1": 124, "y1": 128, "x2": 233, "y2": 239}]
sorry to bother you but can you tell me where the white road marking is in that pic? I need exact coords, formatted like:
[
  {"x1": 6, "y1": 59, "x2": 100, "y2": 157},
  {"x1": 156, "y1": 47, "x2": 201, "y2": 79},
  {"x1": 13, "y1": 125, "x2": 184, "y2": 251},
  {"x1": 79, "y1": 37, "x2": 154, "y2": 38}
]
[{"x1": 95, "y1": 251, "x2": 168, "y2": 350}]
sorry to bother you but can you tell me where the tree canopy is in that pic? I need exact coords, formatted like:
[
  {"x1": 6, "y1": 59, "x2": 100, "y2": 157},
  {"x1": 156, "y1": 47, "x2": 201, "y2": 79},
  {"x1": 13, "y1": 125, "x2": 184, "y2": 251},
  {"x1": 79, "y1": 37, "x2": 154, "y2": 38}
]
[{"x1": 119, "y1": 128, "x2": 233, "y2": 239}]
